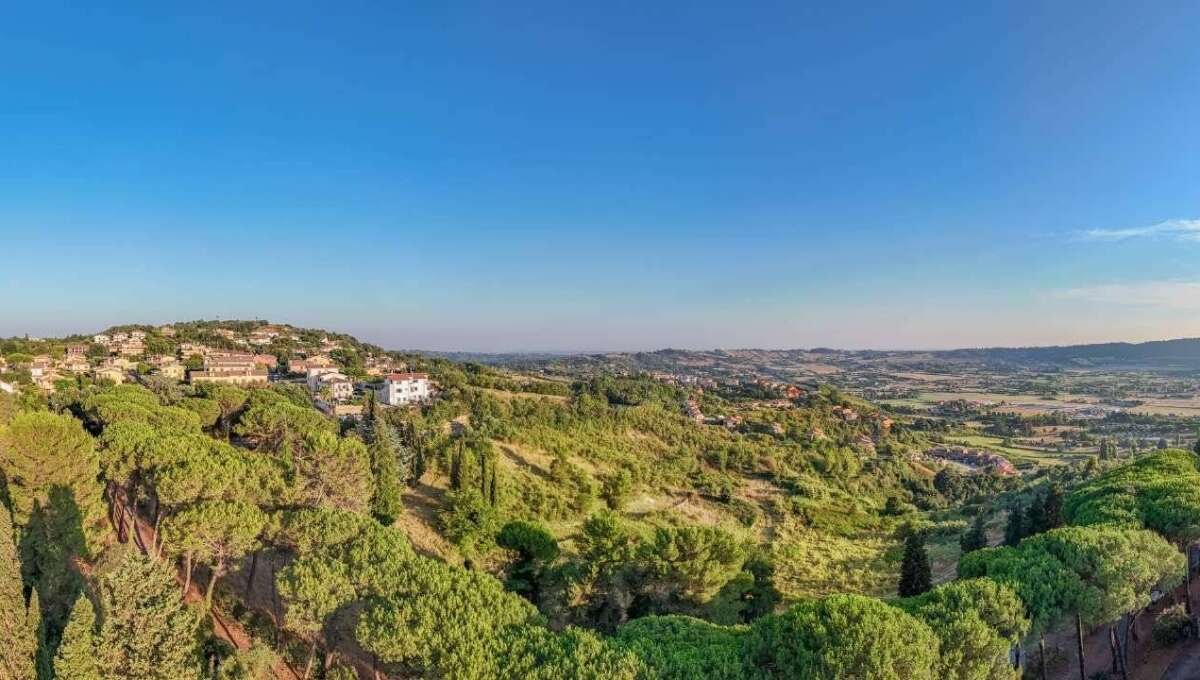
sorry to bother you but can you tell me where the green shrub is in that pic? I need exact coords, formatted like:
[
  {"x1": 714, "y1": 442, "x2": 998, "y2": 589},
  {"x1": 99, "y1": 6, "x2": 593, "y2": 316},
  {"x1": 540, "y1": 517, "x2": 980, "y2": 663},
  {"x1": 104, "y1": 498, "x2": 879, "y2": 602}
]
[{"x1": 1152, "y1": 603, "x2": 1193, "y2": 646}]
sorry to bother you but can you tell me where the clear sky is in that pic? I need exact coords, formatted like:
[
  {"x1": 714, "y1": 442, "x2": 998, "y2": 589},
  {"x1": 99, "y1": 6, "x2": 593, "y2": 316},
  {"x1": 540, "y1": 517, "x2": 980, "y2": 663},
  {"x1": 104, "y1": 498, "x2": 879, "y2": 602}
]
[{"x1": 2, "y1": 1, "x2": 1199, "y2": 352}]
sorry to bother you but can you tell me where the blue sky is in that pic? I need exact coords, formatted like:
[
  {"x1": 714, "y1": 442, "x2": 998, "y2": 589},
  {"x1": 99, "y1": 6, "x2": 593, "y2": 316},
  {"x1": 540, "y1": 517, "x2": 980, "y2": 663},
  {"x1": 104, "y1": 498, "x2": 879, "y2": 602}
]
[{"x1": 2, "y1": 1, "x2": 1199, "y2": 351}]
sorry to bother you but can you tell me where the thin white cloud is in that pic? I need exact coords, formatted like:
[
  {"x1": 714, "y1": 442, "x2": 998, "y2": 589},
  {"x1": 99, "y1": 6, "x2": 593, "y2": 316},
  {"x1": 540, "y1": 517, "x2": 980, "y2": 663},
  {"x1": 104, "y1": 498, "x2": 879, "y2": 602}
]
[
  {"x1": 1080, "y1": 218, "x2": 1200, "y2": 242},
  {"x1": 1055, "y1": 280, "x2": 1200, "y2": 310}
]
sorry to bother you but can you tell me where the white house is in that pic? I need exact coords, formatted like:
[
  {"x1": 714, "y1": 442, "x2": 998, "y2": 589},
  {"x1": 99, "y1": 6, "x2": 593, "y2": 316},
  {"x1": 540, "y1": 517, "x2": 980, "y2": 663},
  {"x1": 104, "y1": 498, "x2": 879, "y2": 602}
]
[
  {"x1": 307, "y1": 368, "x2": 353, "y2": 401},
  {"x1": 378, "y1": 373, "x2": 431, "y2": 406},
  {"x1": 305, "y1": 366, "x2": 341, "y2": 389}
]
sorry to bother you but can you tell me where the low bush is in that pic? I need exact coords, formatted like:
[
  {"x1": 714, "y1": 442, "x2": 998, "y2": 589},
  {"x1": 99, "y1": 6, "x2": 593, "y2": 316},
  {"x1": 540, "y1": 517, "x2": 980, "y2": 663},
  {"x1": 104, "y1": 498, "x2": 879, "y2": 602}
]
[{"x1": 1152, "y1": 603, "x2": 1193, "y2": 646}]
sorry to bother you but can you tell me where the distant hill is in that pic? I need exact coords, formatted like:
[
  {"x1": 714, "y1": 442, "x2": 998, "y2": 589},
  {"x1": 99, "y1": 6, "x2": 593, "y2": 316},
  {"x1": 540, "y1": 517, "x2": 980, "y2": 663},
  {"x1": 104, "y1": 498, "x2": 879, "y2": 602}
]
[
  {"x1": 939, "y1": 338, "x2": 1200, "y2": 369},
  {"x1": 455, "y1": 337, "x2": 1200, "y2": 377}
]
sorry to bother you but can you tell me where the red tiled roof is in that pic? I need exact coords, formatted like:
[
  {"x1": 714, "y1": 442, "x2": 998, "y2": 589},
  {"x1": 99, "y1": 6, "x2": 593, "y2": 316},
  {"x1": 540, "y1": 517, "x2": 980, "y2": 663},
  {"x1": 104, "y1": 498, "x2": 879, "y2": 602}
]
[{"x1": 385, "y1": 372, "x2": 429, "y2": 381}]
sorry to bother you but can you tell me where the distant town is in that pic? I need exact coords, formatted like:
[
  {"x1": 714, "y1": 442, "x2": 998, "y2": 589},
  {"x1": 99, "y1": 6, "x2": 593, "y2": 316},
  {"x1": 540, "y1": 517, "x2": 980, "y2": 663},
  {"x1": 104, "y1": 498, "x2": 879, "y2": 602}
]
[{"x1": 0, "y1": 322, "x2": 432, "y2": 418}]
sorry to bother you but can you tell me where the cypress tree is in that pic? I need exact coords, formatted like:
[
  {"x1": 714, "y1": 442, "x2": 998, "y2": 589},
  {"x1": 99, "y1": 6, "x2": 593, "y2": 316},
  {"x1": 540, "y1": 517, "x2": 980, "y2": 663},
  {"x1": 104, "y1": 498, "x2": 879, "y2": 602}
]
[
  {"x1": 1004, "y1": 504, "x2": 1025, "y2": 547},
  {"x1": 0, "y1": 503, "x2": 37, "y2": 680},
  {"x1": 53, "y1": 596, "x2": 100, "y2": 680},
  {"x1": 449, "y1": 444, "x2": 463, "y2": 491},
  {"x1": 368, "y1": 423, "x2": 405, "y2": 524},
  {"x1": 1043, "y1": 483, "x2": 1064, "y2": 530},
  {"x1": 898, "y1": 530, "x2": 932, "y2": 597},
  {"x1": 959, "y1": 512, "x2": 988, "y2": 554},
  {"x1": 29, "y1": 591, "x2": 50, "y2": 680},
  {"x1": 94, "y1": 550, "x2": 204, "y2": 679},
  {"x1": 1025, "y1": 494, "x2": 1048, "y2": 536}
]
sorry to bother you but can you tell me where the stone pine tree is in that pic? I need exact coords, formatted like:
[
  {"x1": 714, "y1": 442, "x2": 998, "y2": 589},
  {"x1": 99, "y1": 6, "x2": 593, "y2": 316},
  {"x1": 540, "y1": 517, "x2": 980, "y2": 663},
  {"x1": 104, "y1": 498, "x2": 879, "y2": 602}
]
[
  {"x1": 959, "y1": 512, "x2": 988, "y2": 554},
  {"x1": 898, "y1": 529, "x2": 932, "y2": 597},
  {"x1": 53, "y1": 595, "x2": 101, "y2": 680},
  {"x1": 0, "y1": 503, "x2": 38, "y2": 680}
]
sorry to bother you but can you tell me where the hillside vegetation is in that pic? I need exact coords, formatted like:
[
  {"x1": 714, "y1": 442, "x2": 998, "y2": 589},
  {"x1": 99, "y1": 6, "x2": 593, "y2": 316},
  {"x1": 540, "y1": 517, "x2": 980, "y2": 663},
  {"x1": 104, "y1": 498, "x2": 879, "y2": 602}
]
[{"x1": 0, "y1": 321, "x2": 1195, "y2": 679}]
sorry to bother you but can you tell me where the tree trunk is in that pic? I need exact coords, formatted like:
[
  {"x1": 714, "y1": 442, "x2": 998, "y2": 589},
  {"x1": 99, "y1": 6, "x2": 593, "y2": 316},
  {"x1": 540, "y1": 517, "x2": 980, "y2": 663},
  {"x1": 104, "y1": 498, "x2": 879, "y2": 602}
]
[
  {"x1": 106, "y1": 482, "x2": 117, "y2": 533},
  {"x1": 1076, "y1": 612, "x2": 1086, "y2": 680},
  {"x1": 244, "y1": 551, "x2": 259, "y2": 600},
  {"x1": 1109, "y1": 627, "x2": 1119, "y2": 674},
  {"x1": 151, "y1": 496, "x2": 160, "y2": 554},
  {"x1": 1117, "y1": 621, "x2": 1130, "y2": 680},
  {"x1": 116, "y1": 488, "x2": 128, "y2": 543},
  {"x1": 303, "y1": 640, "x2": 318, "y2": 679},
  {"x1": 153, "y1": 514, "x2": 163, "y2": 559},
  {"x1": 271, "y1": 554, "x2": 281, "y2": 646},
  {"x1": 183, "y1": 553, "x2": 193, "y2": 594},
  {"x1": 1186, "y1": 545, "x2": 1195, "y2": 617},
  {"x1": 127, "y1": 506, "x2": 144, "y2": 552},
  {"x1": 1040, "y1": 633, "x2": 1048, "y2": 680},
  {"x1": 205, "y1": 567, "x2": 221, "y2": 609}
]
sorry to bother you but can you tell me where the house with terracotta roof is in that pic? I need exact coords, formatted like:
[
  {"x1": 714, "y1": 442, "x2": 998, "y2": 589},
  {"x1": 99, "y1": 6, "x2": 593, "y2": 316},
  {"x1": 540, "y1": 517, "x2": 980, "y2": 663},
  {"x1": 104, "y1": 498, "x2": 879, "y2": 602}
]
[{"x1": 188, "y1": 369, "x2": 268, "y2": 386}]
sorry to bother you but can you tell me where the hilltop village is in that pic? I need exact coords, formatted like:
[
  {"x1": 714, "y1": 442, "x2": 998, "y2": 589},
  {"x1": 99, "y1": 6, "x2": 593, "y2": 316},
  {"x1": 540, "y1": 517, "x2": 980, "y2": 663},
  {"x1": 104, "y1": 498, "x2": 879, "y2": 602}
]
[{"x1": 0, "y1": 321, "x2": 432, "y2": 418}]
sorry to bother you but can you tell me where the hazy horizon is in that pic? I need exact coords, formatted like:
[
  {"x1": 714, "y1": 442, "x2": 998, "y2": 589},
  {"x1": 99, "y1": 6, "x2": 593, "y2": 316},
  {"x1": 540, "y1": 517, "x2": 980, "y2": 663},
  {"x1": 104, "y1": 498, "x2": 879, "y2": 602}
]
[{"x1": 4, "y1": 316, "x2": 1200, "y2": 356}]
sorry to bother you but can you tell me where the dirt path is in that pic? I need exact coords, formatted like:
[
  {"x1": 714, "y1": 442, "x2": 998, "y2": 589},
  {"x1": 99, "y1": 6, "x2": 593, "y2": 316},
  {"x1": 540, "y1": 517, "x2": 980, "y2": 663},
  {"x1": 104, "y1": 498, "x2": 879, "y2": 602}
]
[
  {"x1": 1161, "y1": 639, "x2": 1200, "y2": 679},
  {"x1": 1036, "y1": 584, "x2": 1196, "y2": 680}
]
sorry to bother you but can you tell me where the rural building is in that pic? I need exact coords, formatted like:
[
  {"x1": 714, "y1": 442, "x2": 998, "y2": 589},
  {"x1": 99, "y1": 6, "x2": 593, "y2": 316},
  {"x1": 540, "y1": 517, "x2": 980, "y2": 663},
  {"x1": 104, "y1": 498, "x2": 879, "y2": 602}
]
[
  {"x1": 927, "y1": 446, "x2": 1017, "y2": 476},
  {"x1": 378, "y1": 373, "x2": 431, "y2": 406},
  {"x1": 94, "y1": 366, "x2": 126, "y2": 384},
  {"x1": 309, "y1": 371, "x2": 353, "y2": 401},
  {"x1": 157, "y1": 364, "x2": 186, "y2": 380},
  {"x1": 60, "y1": 357, "x2": 89, "y2": 374},
  {"x1": 188, "y1": 369, "x2": 269, "y2": 386}
]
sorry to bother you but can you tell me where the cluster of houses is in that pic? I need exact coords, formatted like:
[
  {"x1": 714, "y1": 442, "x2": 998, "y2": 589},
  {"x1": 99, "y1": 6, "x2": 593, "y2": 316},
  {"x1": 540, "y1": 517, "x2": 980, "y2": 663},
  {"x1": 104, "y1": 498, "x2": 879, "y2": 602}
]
[
  {"x1": 926, "y1": 445, "x2": 1018, "y2": 476},
  {"x1": 2, "y1": 324, "x2": 434, "y2": 418},
  {"x1": 92, "y1": 330, "x2": 146, "y2": 357},
  {"x1": 648, "y1": 372, "x2": 720, "y2": 389}
]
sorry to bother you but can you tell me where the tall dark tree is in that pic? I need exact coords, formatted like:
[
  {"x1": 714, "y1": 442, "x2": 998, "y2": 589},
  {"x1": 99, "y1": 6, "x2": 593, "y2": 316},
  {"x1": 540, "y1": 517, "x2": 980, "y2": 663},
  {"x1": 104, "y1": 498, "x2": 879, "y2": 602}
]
[
  {"x1": 0, "y1": 503, "x2": 38, "y2": 680},
  {"x1": 959, "y1": 512, "x2": 988, "y2": 555},
  {"x1": 362, "y1": 403, "x2": 404, "y2": 525},
  {"x1": 53, "y1": 596, "x2": 101, "y2": 680},
  {"x1": 1026, "y1": 495, "x2": 1048, "y2": 537},
  {"x1": 94, "y1": 549, "x2": 204, "y2": 678},
  {"x1": 898, "y1": 530, "x2": 932, "y2": 597},
  {"x1": 1043, "y1": 483, "x2": 1064, "y2": 531},
  {"x1": 1004, "y1": 504, "x2": 1025, "y2": 547}
]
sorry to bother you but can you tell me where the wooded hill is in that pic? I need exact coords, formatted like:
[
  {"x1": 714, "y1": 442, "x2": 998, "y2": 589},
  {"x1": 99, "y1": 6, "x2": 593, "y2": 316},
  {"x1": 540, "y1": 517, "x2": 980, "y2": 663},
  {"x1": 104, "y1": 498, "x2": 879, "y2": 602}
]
[{"x1": 0, "y1": 321, "x2": 1195, "y2": 678}]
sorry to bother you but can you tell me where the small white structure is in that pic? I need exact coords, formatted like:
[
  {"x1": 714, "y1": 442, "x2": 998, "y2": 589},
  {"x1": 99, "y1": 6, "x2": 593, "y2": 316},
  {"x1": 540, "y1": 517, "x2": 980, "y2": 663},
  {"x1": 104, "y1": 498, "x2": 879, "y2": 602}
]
[
  {"x1": 305, "y1": 366, "x2": 340, "y2": 389},
  {"x1": 307, "y1": 367, "x2": 352, "y2": 401},
  {"x1": 378, "y1": 373, "x2": 430, "y2": 406}
]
